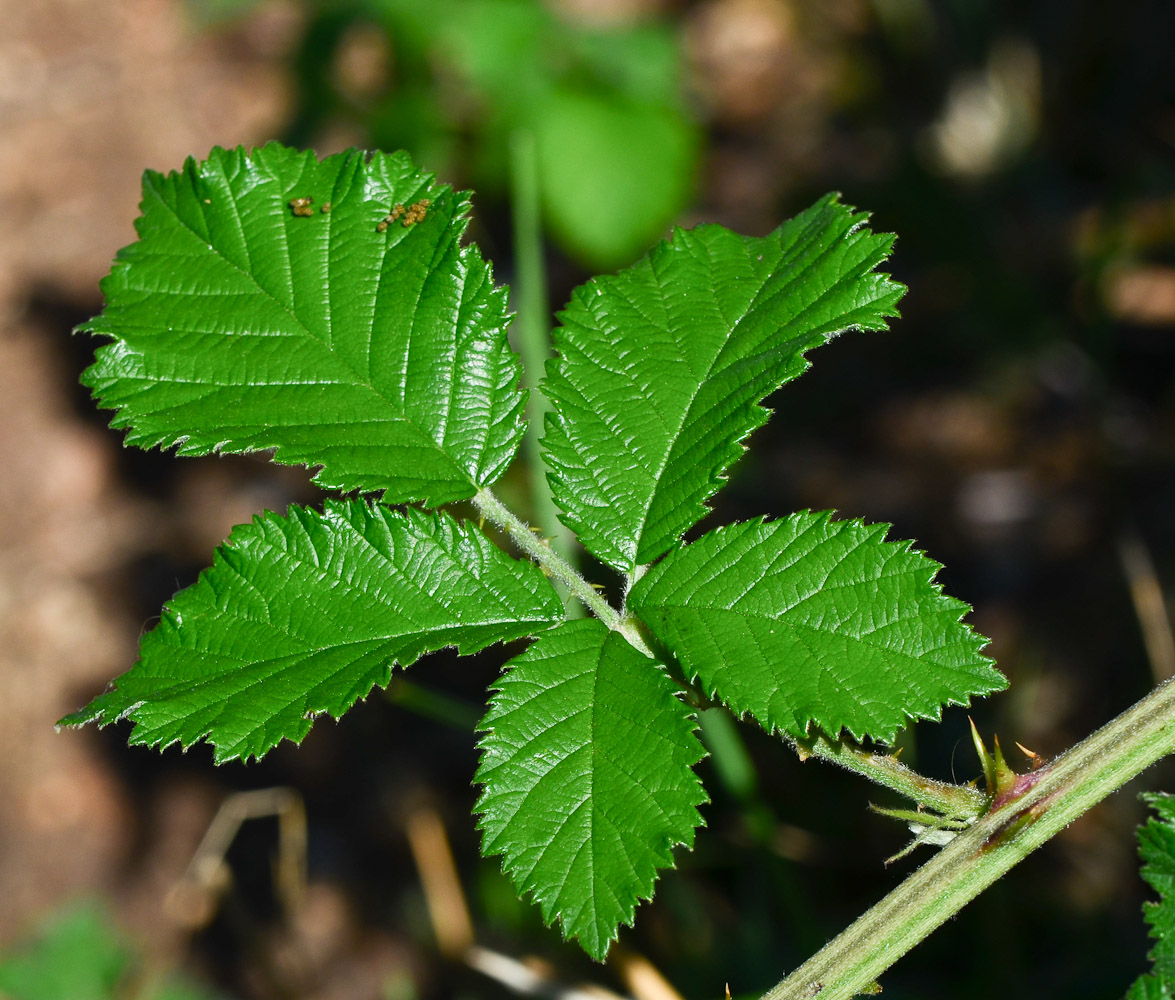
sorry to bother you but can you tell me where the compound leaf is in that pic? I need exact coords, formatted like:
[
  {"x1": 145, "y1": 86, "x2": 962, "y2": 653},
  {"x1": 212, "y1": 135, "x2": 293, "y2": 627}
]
[
  {"x1": 1128, "y1": 794, "x2": 1175, "y2": 998},
  {"x1": 542, "y1": 194, "x2": 905, "y2": 572},
  {"x1": 61, "y1": 502, "x2": 563, "y2": 762},
  {"x1": 629, "y1": 512, "x2": 1003, "y2": 743},
  {"x1": 475, "y1": 618, "x2": 707, "y2": 960},
  {"x1": 81, "y1": 143, "x2": 524, "y2": 506}
]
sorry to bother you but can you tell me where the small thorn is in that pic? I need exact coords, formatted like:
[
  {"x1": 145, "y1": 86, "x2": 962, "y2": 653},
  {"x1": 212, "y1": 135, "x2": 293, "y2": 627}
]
[
  {"x1": 969, "y1": 717, "x2": 995, "y2": 794},
  {"x1": 991, "y1": 734, "x2": 1018, "y2": 796},
  {"x1": 1015, "y1": 741, "x2": 1045, "y2": 770}
]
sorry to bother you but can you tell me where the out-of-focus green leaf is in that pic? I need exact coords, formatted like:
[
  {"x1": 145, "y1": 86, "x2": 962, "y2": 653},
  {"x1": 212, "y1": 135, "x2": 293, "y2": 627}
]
[
  {"x1": 533, "y1": 86, "x2": 699, "y2": 270},
  {"x1": 0, "y1": 904, "x2": 127, "y2": 1000},
  {"x1": 0, "y1": 902, "x2": 228, "y2": 1000},
  {"x1": 434, "y1": 0, "x2": 549, "y2": 105},
  {"x1": 372, "y1": 0, "x2": 697, "y2": 268},
  {"x1": 564, "y1": 21, "x2": 684, "y2": 107}
]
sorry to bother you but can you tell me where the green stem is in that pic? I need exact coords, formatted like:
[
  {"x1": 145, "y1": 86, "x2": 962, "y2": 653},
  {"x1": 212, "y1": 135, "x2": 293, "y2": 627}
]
[
  {"x1": 472, "y1": 486, "x2": 619, "y2": 628},
  {"x1": 793, "y1": 735, "x2": 986, "y2": 820},
  {"x1": 385, "y1": 678, "x2": 482, "y2": 731},
  {"x1": 508, "y1": 129, "x2": 574, "y2": 564},
  {"x1": 762, "y1": 675, "x2": 1175, "y2": 1000}
]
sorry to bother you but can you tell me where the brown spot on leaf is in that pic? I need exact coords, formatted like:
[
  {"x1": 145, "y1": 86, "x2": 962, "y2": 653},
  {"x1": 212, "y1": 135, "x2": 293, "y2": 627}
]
[{"x1": 401, "y1": 198, "x2": 430, "y2": 226}]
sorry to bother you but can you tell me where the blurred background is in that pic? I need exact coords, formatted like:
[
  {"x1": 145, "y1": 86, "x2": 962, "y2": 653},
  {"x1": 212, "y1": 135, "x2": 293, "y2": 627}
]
[{"x1": 2, "y1": 0, "x2": 1175, "y2": 997}]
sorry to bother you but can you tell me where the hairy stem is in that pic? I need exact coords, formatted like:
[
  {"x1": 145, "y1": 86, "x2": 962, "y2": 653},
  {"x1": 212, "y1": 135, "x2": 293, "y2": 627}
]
[
  {"x1": 473, "y1": 487, "x2": 613, "y2": 623},
  {"x1": 472, "y1": 487, "x2": 656, "y2": 660},
  {"x1": 762, "y1": 675, "x2": 1175, "y2": 1000},
  {"x1": 793, "y1": 735, "x2": 986, "y2": 819}
]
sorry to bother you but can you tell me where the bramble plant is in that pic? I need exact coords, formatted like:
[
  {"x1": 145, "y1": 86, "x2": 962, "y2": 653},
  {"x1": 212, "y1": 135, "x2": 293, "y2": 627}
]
[
  {"x1": 64, "y1": 143, "x2": 1175, "y2": 998},
  {"x1": 1128, "y1": 794, "x2": 1175, "y2": 998}
]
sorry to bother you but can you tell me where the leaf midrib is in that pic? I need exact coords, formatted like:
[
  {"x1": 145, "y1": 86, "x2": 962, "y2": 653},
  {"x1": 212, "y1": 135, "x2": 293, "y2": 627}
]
[
  {"x1": 143, "y1": 163, "x2": 473, "y2": 487},
  {"x1": 621, "y1": 213, "x2": 851, "y2": 565},
  {"x1": 644, "y1": 605, "x2": 976, "y2": 667}
]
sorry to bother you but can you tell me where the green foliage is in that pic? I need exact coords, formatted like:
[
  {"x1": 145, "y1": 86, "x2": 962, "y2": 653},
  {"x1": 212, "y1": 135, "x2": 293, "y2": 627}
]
[
  {"x1": 0, "y1": 904, "x2": 127, "y2": 1000},
  {"x1": 475, "y1": 619, "x2": 707, "y2": 960},
  {"x1": 400, "y1": 0, "x2": 697, "y2": 268},
  {"x1": 68, "y1": 143, "x2": 1000, "y2": 959},
  {"x1": 629, "y1": 512, "x2": 1004, "y2": 743},
  {"x1": 542, "y1": 195, "x2": 906, "y2": 572},
  {"x1": 527, "y1": 84, "x2": 696, "y2": 270},
  {"x1": 62, "y1": 502, "x2": 563, "y2": 762},
  {"x1": 0, "y1": 902, "x2": 225, "y2": 1000},
  {"x1": 279, "y1": 0, "x2": 698, "y2": 269},
  {"x1": 81, "y1": 143, "x2": 523, "y2": 505},
  {"x1": 1128, "y1": 794, "x2": 1175, "y2": 998}
]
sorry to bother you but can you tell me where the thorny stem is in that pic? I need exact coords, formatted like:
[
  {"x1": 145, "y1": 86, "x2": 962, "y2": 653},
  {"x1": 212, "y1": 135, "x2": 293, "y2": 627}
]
[
  {"x1": 793, "y1": 735, "x2": 986, "y2": 820},
  {"x1": 761, "y1": 674, "x2": 1175, "y2": 1000},
  {"x1": 471, "y1": 487, "x2": 653, "y2": 656}
]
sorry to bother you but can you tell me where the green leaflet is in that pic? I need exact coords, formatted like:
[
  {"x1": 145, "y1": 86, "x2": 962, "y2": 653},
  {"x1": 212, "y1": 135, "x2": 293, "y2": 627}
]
[
  {"x1": 1128, "y1": 794, "x2": 1175, "y2": 998},
  {"x1": 629, "y1": 512, "x2": 1004, "y2": 743},
  {"x1": 60, "y1": 502, "x2": 563, "y2": 762},
  {"x1": 1130, "y1": 980, "x2": 1174, "y2": 1000},
  {"x1": 475, "y1": 619, "x2": 707, "y2": 960},
  {"x1": 80, "y1": 143, "x2": 524, "y2": 505},
  {"x1": 542, "y1": 194, "x2": 905, "y2": 572}
]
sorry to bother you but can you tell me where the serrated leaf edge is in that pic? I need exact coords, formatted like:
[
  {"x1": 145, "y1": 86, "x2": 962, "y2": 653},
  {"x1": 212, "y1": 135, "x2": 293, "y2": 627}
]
[
  {"x1": 60, "y1": 501, "x2": 562, "y2": 762},
  {"x1": 630, "y1": 510, "x2": 1003, "y2": 744},
  {"x1": 472, "y1": 622, "x2": 708, "y2": 959},
  {"x1": 78, "y1": 143, "x2": 525, "y2": 505}
]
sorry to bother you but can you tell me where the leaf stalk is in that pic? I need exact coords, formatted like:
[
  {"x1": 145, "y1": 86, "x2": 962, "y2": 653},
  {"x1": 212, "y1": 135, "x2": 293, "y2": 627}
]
[
  {"x1": 472, "y1": 487, "x2": 618, "y2": 628},
  {"x1": 792, "y1": 735, "x2": 986, "y2": 820}
]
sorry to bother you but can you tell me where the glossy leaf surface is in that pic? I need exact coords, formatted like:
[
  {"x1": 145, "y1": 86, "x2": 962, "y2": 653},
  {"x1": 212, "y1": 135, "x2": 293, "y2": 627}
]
[
  {"x1": 1129, "y1": 794, "x2": 1175, "y2": 998},
  {"x1": 62, "y1": 502, "x2": 563, "y2": 762},
  {"x1": 629, "y1": 512, "x2": 1003, "y2": 743},
  {"x1": 542, "y1": 194, "x2": 905, "y2": 572},
  {"x1": 475, "y1": 619, "x2": 707, "y2": 959},
  {"x1": 81, "y1": 143, "x2": 524, "y2": 505}
]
